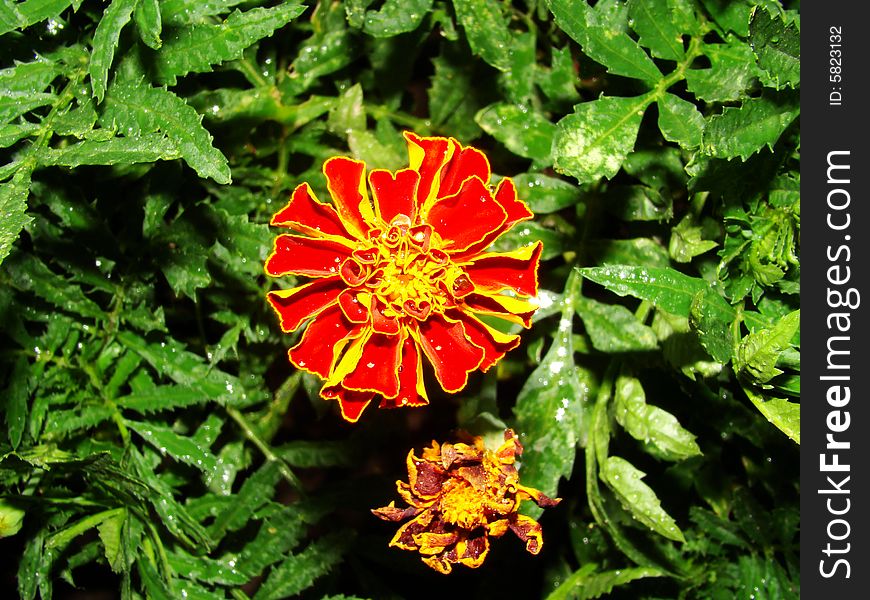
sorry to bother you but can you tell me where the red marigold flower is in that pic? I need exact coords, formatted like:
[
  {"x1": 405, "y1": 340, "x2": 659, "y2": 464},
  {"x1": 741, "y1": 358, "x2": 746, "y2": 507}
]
[
  {"x1": 371, "y1": 429, "x2": 560, "y2": 574},
  {"x1": 265, "y1": 132, "x2": 542, "y2": 422}
]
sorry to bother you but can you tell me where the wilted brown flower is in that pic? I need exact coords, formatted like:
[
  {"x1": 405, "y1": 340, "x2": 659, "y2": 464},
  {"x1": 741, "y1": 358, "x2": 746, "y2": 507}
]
[{"x1": 372, "y1": 429, "x2": 560, "y2": 574}]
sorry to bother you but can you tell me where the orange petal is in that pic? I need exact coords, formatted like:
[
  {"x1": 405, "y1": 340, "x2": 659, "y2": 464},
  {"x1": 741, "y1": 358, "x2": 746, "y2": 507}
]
[
  {"x1": 421, "y1": 553, "x2": 453, "y2": 574},
  {"x1": 266, "y1": 278, "x2": 345, "y2": 333},
  {"x1": 288, "y1": 305, "x2": 362, "y2": 378},
  {"x1": 323, "y1": 156, "x2": 374, "y2": 238},
  {"x1": 518, "y1": 484, "x2": 562, "y2": 508},
  {"x1": 370, "y1": 168, "x2": 419, "y2": 224},
  {"x1": 425, "y1": 176, "x2": 507, "y2": 253},
  {"x1": 415, "y1": 315, "x2": 485, "y2": 393},
  {"x1": 271, "y1": 183, "x2": 353, "y2": 239},
  {"x1": 415, "y1": 531, "x2": 459, "y2": 555},
  {"x1": 449, "y1": 309, "x2": 521, "y2": 372},
  {"x1": 463, "y1": 241, "x2": 542, "y2": 297},
  {"x1": 463, "y1": 293, "x2": 538, "y2": 328},
  {"x1": 341, "y1": 329, "x2": 404, "y2": 398},
  {"x1": 438, "y1": 141, "x2": 491, "y2": 199},
  {"x1": 265, "y1": 234, "x2": 353, "y2": 277},
  {"x1": 404, "y1": 132, "x2": 453, "y2": 214}
]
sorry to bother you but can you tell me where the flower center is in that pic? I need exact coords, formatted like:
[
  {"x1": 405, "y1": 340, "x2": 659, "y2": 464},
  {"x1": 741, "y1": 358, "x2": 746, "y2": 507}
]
[
  {"x1": 438, "y1": 479, "x2": 486, "y2": 529},
  {"x1": 339, "y1": 215, "x2": 474, "y2": 321}
]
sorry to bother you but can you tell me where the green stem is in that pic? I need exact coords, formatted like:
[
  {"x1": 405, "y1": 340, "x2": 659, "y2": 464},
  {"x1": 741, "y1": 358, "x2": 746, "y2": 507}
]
[{"x1": 226, "y1": 407, "x2": 303, "y2": 491}]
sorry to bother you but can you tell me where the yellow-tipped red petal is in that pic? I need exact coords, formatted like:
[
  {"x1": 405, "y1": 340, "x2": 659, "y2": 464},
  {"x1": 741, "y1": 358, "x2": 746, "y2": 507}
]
[
  {"x1": 449, "y1": 309, "x2": 521, "y2": 372},
  {"x1": 288, "y1": 305, "x2": 362, "y2": 378},
  {"x1": 426, "y1": 176, "x2": 508, "y2": 253},
  {"x1": 404, "y1": 132, "x2": 453, "y2": 212},
  {"x1": 464, "y1": 241, "x2": 542, "y2": 296},
  {"x1": 265, "y1": 234, "x2": 353, "y2": 277},
  {"x1": 271, "y1": 183, "x2": 353, "y2": 239},
  {"x1": 380, "y1": 336, "x2": 429, "y2": 409},
  {"x1": 341, "y1": 330, "x2": 404, "y2": 398},
  {"x1": 463, "y1": 293, "x2": 538, "y2": 328},
  {"x1": 438, "y1": 141, "x2": 491, "y2": 199},
  {"x1": 266, "y1": 278, "x2": 344, "y2": 333},
  {"x1": 370, "y1": 168, "x2": 419, "y2": 224},
  {"x1": 415, "y1": 316, "x2": 485, "y2": 393},
  {"x1": 324, "y1": 157, "x2": 374, "y2": 239}
]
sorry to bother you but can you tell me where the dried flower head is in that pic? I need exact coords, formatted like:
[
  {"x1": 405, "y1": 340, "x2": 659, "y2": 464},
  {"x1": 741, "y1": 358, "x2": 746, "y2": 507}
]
[
  {"x1": 372, "y1": 429, "x2": 560, "y2": 574},
  {"x1": 265, "y1": 132, "x2": 542, "y2": 422}
]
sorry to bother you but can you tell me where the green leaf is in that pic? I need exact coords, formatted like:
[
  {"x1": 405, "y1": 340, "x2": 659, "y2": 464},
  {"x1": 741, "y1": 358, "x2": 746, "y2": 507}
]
[
  {"x1": 117, "y1": 331, "x2": 266, "y2": 408},
  {"x1": 749, "y1": 6, "x2": 800, "y2": 89},
  {"x1": 133, "y1": 0, "x2": 162, "y2": 50},
  {"x1": 159, "y1": 0, "x2": 249, "y2": 25},
  {"x1": 553, "y1": 94, "x2": 651, "y2": 184},
  {"x1": 702, "y1": 91, "x2": 799, "y2": 160},
  {"x1": 428, "y1": 44, "x2": 481, "y2": 140},
  {"x1": 477, "y1": 103, "x2": 556, "y2": 163},
  {"x1": 3, "y1": 357, "x2": 29, "y2": 449},
  {"x1": 0, "y1": 91, "x2": 55, "y2": 124},
  {"x1": 614, "y1": 375, "x2": 701, "y2": 460},
  {"x1": 605, "y1": 185, "x2": 672, "y2": 222},
  {"x1": 115, "y1": 385, "x2": 209, "y2": 414},
  {"x1": 575, "y1": 297, "x2": 658, "y2": 352},
  {"x1": 101, "y1": 82, "x2": 231, "y2": 183},
  {"x1": 361, "y1": 0, "x2": 432, "y2": 38},
  {"x1": 700, "y1": 0, "x2": 752, "y2": 36},
  {"x1": 536, "y1": 45, "x2": 581, "y2": 105},
  {"x1": 152, "y1": 4, "x2": 306, "y2": 85},
  {"x1": 0, "y1": 0, "x2": 76, "y2": 36},
  {"x1": 0, "y1": 167, "x2": 32, "y2": 266},
  {"x1": 735, "y1": 309, "x2": 799, "y2": 384},
  {"x1": 210, "y1": 461, "x2": 282, "y2": 540},
  {"x1": 547, "y1": 564, "x2": 665, "y2": 600},
  {"x1": 741, "y1": 386, "x2": 799, "y2": 444},
  {"x1": 628, "y1": 0, "x2": 684, "y2": 60},
  {"x1": 690, "y1": 290, "x2": 732, "y2": 363},
  {"x1": 510, "y1": 172, "x2": 582, "y2": 214},
  {"x1": 0, "y1": 57, "x2": 58, "y2": 94},
  {"x1": 126, "y1": 420, "x2": 219, "y2": 473},
  {"x1": 89, "y1": 0, "x2": 137, "y2": 103},
  {"x1": 668, "y1": 214, "x2": 717, "y2": 263},
  {"x1": 3, "y1": 252, "x2": 104, "y2": 318},
  {"x1": 253, "y1": 535, "x2": 347, "y2": 600},
  {"x1": 0, "y1": 122, "x2": 40, "y2": 148},
  {"x1": 600, "y1": 456, "x2": 685, "y2": 542},
  {"x1": 586, "y1": 238, "x2": 670, "y2": 269},
  {"x1": 166, "y1": 550, "x2": 248, "y2": 586},
  {"x1": 452, "y1": 0, "x2": 512, "y2": 72},
  {"x1": 514, "y1": 273, "x2": 593, "y2": 516},
  {"x1": 37, "y1": 134, "x2": 181, "y2": 167},
  {"x1": 549, "y1": 0, "x2": 662, "y2": 83},
  {"x1": 96, "y1": 508, "x2": 126, "y2": 573},
  {"x1": 578, "y1": 265, "x2": 735, "y2": 325},
  {"x1": 657, "y1": 93, "x2": 704, "y2": 149},
  {"x1": 686, "y1": 38, "x2": 759, "y2": 102}
]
